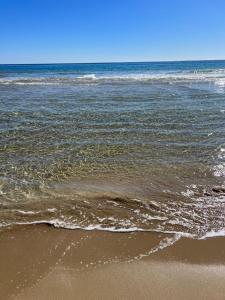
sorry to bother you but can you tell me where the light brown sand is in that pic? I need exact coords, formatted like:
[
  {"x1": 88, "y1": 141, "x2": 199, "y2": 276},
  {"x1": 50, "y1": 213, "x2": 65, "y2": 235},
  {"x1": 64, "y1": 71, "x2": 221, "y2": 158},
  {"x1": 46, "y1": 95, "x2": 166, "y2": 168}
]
[{"x1": 0, "y1": 225, "x2": 225, "y2": 300}]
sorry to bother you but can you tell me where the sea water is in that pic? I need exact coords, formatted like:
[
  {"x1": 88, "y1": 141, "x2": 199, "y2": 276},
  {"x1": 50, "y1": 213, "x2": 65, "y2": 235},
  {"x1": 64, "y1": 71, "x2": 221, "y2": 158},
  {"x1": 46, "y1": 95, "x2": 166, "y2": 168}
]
[{"x1": 0, "y1": 60, "x2": 225, "y2": 240}]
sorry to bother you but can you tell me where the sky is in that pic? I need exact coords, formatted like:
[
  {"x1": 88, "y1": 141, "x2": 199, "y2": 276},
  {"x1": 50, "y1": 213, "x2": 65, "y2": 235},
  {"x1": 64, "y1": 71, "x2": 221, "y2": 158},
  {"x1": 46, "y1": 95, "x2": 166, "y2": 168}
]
[{"x1": 0, "y1": 0, "x2": 225, "y2": 64}]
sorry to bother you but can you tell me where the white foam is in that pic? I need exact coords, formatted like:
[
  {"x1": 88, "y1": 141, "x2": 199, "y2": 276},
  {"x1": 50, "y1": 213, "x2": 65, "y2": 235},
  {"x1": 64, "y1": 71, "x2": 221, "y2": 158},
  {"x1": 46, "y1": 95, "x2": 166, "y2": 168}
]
[
  {"x1": 51, "y1": 220, "x2": 145, "y2": 232},
  {"x1": 0, "y1": 219, "x2": 196, "y2": 238},
  {"x1": 1, "y1": 69, "x2": 225, "y2": 85},
  {"x1": 129, "y1": 234, "x2": 181, "y2": 261},
  {"x1": 0, "y1": 217, "x2": 224, "y2": 243},
  {"x1": 14, "y1": 210, "x2": 40, "y2": 215},
  {"x1": 47, "y1": 208, "x2": 57, "y2": 213},
  {"x1": 77, "y1": 74, "x2": 97, "y2": 80},
  {"x1": 213, "y1": 146, "x2": 225, "y2": 177},
  {"x1": 215, "y1": 78, "x2": 225, "y2": 87},
  {"x1": 181, "y1": 189, "x2": 195, "y2": 197},
  {"x1": 214, "y1": 163, "x2": 225, "y2": 177},
  {"x1": 200, "y1": 229, "x2": 225, "y2": 239}
]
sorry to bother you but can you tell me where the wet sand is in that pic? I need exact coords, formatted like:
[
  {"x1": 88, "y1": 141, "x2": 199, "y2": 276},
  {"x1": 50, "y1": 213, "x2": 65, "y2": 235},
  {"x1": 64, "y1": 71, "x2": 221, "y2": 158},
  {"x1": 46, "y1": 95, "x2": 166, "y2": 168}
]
[{"x1": 0, "y1": 225, "x2": 225, "y2": 299}]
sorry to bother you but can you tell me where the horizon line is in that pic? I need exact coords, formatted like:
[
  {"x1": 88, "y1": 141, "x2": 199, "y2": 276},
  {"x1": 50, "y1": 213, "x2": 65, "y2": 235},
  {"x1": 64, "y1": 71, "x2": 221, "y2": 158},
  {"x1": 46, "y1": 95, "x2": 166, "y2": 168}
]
[{"x1": 0, "y1": 58, "x2": 225, "y2": 66}]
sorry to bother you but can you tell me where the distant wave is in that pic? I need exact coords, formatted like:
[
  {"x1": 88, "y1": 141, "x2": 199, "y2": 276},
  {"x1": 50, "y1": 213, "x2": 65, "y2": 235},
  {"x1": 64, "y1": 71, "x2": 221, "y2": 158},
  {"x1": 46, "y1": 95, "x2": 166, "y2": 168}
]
[{"x1": 1, "y1": 69, "x2": 225, "y2": 85}]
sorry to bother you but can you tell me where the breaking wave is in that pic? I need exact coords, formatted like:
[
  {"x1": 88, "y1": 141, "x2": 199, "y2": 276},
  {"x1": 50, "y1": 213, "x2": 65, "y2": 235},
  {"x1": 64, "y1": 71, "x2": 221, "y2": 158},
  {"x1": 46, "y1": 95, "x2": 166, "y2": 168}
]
[
  {"x1": 1, "y1": 182, "x2": 225, "y2": 241},
  {"x1": 1, "y1": 69, "x2": 225, "y2": 85}
]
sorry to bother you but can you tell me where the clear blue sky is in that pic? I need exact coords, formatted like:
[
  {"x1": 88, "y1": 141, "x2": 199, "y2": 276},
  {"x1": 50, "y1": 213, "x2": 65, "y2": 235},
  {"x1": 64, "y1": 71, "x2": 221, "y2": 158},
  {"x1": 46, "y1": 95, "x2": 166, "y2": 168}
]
[{"x1": 0, "y1": 0, "x2": 225, "y2": 64}]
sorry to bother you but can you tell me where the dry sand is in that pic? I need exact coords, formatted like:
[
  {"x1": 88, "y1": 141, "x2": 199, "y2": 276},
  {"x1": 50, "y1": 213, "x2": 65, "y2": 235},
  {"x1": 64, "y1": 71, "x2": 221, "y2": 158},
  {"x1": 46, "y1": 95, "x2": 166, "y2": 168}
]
[{"x1": 0, "y1": 225, "x2": 225, "y2": 300}]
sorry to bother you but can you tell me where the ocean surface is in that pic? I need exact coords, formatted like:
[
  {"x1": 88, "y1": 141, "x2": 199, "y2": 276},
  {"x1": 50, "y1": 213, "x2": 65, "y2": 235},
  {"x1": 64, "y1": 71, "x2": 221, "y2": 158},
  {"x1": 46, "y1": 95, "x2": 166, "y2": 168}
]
[{"x1": 1, "y1": 60, "x2": 225, "y2": 241}]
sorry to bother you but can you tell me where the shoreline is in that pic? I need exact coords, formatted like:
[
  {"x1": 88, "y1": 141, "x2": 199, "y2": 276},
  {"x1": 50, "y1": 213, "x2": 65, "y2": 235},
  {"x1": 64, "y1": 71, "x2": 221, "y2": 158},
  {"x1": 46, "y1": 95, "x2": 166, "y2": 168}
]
[{"x1": 1, "y1": 224, "x2": 225, "y2": 299}]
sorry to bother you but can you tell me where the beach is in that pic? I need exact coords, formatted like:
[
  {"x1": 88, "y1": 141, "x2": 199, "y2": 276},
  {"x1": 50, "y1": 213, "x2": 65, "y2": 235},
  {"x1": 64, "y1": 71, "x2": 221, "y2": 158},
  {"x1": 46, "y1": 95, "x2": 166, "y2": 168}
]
[{"x1": 0, "y1": 224, "x2": 225, "y2": 299}]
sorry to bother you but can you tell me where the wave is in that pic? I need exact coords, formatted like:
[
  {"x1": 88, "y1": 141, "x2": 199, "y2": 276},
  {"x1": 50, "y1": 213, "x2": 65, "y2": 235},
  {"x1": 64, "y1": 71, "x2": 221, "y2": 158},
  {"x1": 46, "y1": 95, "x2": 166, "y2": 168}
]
[
  {"x1": 213, "y1": 147, "x2": 225, "y2": 177},
  {"x1": 1, "y1": 178, "x2": 225, "y2": 241},
  {"x1": 1, "y1": 69, "x2": 225, "y2": 85},
  {"x1": 1, "y1": 218, "x2": 225, "y2": 240},
  {"x1": 200, "y1": 230, "x2": 225, "y2": 239},
  {"x1": 1, "y1": 183, "x2": 225, "y2": 257}
]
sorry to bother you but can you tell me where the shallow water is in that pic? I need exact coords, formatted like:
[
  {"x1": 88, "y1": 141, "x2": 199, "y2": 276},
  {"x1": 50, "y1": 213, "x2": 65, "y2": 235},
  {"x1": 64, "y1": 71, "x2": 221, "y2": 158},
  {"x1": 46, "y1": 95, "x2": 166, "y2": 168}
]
[{"x1": 0, "y1": 61, "x2": 225, "y2": 238}]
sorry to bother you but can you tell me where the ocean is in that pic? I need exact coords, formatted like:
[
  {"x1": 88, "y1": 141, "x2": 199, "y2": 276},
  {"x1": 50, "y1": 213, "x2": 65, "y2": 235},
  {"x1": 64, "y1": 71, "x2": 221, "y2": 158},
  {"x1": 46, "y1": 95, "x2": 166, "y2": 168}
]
[{"x1": 1, "y1": 60, "x2": 225, "y2": 240}]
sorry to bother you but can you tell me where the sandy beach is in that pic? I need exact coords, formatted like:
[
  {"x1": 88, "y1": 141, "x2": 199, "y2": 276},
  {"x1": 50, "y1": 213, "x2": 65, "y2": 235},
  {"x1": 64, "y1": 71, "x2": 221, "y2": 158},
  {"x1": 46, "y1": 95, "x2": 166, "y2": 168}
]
[{"x1": 0, "y1": 225, "x2": 224, "y2": 300}]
